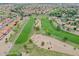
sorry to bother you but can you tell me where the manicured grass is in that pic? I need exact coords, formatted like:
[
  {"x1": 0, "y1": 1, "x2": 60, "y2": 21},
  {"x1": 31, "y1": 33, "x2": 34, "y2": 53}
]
[
  {"x1": 15, "y1": 16, "x2": 35, "y2": 44},
  {"x1": 41, "y1": 16, "x2": 79, "y2": 44}
]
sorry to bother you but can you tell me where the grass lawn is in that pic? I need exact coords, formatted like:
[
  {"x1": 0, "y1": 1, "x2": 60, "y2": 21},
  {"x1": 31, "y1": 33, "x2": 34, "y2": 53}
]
[
  {"x1": 15, "y1": 16, "x2": 35, "y2": 44},
  {"x1": 41, "y1": 16, "x2": 79, "y2": 44}
]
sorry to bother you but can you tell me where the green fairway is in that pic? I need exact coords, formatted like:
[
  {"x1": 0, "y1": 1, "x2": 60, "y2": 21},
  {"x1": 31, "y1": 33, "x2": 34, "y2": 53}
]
[
  {"x1": 41, "y1": 16, "x2": 79, "y2": 44},
  {"x1": 15, "y1": 16, "x2": 35, "y2": 44}
]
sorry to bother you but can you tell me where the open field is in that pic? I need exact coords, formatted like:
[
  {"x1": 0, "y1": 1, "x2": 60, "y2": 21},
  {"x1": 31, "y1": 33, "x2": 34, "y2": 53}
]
[
  {"x1": 41, "y1": 16, "x2": 79, "y2": 44},
  {"x1": 31, "y1": 34, "x2": 79, "y2": 55},
  {"x1": 15, "y1": 16, "x2": 35, "y2": 44},
  {"x1": 25, "y1": 40, "x2": 68, "y2": 56},
  {"x1": 7, "y1": 38, "x2": 68, "y2": 56}
]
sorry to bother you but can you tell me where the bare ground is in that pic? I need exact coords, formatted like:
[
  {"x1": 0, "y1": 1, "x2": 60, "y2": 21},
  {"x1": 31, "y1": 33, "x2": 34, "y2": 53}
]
[{"x1": 31, "y1": 34, "x2": 79, "y2": 56}]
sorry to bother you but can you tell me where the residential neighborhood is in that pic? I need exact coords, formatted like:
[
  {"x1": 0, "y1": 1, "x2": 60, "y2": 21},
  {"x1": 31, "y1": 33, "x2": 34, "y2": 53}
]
[{"x1": 0, "y1": 3, "x2": 79, "y2": 56}]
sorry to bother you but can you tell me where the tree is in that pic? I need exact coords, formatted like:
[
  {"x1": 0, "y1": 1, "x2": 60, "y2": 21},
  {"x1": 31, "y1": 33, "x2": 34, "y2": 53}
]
[
  {"x1": 49, "y1": 8, "x2": 77, "y2": 17},
  {"x1": 6, "y1": 24, "x2": 8, "y2": 26},
  {"x1": 63, "y1": 37, "x2": 68, "y2": 42},
  {"x1": 73, "y1": 27, "x2": 76, "y2": 30},
  {"x1": 47, "y1": 31, "x2": 51, "y2": 36},
  {"x1": 23, "y1": 45, "x2": 27, "y2": 50},
  {"x1": 29, "y1": 39, "x2": 33, "y2": 43},
  {"x1": 49, "y1": 9, "x2": 62, "y2": 17},
  {"x1": 11, "y1": 5, "x2": 24, "y2": 20},
  {"x1": 35, "y1": 26, "x2": 40, "y2": 31},
  {"x1": 20, "y1": 11, "x2": 24, "y2": 20},
  {"x1": 49, "y1": 20, "x2": 52, "y2": 23},
  {"x1": 56, "y1": 25, "x2": 61, "y2": 31},
  {"x1": 73, "y1": 22, "x2": 76, "y2": 25},
  {"x1": 74, "y1": 47, "x2": 76, "y2": 50},
  {"x1": 5, "y1": 38, "x2": 8, "y2": 43},
  {"x1": 41, "y1": 41, "x2": 45, "y2": 46},
  {"x1": 66, "y1": 8, "x2": 77, "y2": 17},
  {"x1": 18, "y1": 52, "x2": 22, "y2": 56}
]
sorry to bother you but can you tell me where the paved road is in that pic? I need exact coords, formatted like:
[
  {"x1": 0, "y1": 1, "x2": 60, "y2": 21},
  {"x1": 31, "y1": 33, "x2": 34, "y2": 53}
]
[{"x1": 31, "y1": 34, "x2": 79, "y2": 56}]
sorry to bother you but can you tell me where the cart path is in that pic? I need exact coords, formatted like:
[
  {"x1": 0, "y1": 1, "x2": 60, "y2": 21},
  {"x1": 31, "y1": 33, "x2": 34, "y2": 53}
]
[{"x1": 31, "y1": 34, "x2": 79, "y2": 56}]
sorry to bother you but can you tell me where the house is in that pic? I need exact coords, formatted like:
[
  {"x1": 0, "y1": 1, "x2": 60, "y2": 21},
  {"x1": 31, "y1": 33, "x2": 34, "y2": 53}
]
[
  {"x1": 75, "y1": 18, "x2": 79, "y2": 21},
  {"x1": 2, "y1": 26, "x2": 11, "y2": 35},
  {"x1": 66, "y1": 20, "x2": 74, "y2": 25},
  {"x1": 4, "y1": 18, "x2": 13, "y2": 24},
  {"x1": 12, "y1": 20, "x2": 18, "y2": 26},
  {"x1": 64, "y1": 24, "x2": 76, "y2": 31},
  {"x1": 76, "y1": 28, "x2": 79, "y2": 31},
  {"x1": 0, "y1": 22, "x2": 3, "y2": 29}
]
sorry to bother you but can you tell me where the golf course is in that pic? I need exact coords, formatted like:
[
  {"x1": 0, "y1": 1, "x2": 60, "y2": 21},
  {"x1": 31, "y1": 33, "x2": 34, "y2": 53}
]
[
  {"x1": 15, "y1": 16, "x2": 35, "y2": 44},
  {"x1": 41, "y1": 16, "x2": 79, "y2": 44}
]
